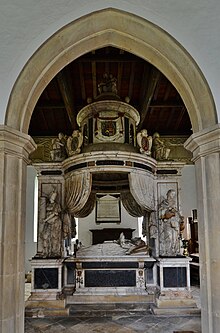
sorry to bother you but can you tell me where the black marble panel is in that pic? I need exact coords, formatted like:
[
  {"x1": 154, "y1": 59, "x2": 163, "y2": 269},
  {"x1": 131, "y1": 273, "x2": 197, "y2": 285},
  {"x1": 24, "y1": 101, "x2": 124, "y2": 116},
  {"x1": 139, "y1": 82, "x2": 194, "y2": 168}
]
[
  {"x1": 85, "y1": 270, "x2": 136, "y2": 287},
  {"x1": 146, "y1": 268, "x2": 154, "y2": 284},
  {"x1": 133, "y1": 162, "x2": 153, "y2": 173},
  {"x1": 144, "y1": 261, "x2": 154, "y2": 269},
  {"x1": 41, "y1": 170, "x2": 62, "y2": 175},
  {"x1": 124, "y1": 117, "x2": 129, "y2": 143},
  {"x1": 163, "y1": 267, "x2": 187, "y2": 288},
  {"x1": 65, "y1": 262, "x2": 76, "y2": 269},
  {"x1": 82, "y1": 262, "x2": 138, "y2": 269},
  {"x1": 34, "y1": 268, "x2": 58, "y2": 289},
  {"x1": 65, "y1": 162, "x2": 87, "y2": 174},
  {"x1": 90, "y1": 228, "x2": 135, "y2": 244},
  {"x1": 157, "y1": 266, "x2": 160, "y2": 286},
  {"x1": 66, "y1": 266, "x2": 75, "y2": 285}
]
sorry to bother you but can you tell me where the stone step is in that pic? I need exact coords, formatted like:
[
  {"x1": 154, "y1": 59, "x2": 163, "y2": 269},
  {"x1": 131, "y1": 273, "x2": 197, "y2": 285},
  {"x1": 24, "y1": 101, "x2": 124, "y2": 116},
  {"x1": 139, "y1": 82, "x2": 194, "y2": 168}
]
[
  {"x1": 66, "y1": 287, "x2": 155, "y2": 304},
  {"x1": 25, "y1": 299, "x2": 69, "y2": 317},
  {"x1": 68, "y1": 303, "x2": 152, "y2": 317},
  {"x1": 66, "y1": 293, "x2": 154, "y2": 304},
  {"x1": 150, "y1": 305, "x2": 201, "y2": 316},
  {"x1": 25, "y1": 307, "x2": 69, "y2": 317}
]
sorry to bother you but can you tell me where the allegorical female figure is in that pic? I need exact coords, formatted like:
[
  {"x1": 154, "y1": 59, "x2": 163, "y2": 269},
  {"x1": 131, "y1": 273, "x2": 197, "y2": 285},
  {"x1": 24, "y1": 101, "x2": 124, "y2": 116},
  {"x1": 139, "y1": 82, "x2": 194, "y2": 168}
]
[
  {"x1": 158, "y1": 189, "x2": 184, "y2": 256},
  {"x1": 41, "y1": 190, "x2": 62, "y2": 258}
]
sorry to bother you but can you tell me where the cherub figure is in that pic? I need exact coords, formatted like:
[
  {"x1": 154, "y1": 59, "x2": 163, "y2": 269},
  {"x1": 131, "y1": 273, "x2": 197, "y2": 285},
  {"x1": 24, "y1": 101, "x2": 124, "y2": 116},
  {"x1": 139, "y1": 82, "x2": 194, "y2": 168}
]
[
  {"x1": 50, "y1": 132, "x2": 67, "y2": 161},
  {"x1": 152, "y1": 132, "x2": 170, "y2": 160}
]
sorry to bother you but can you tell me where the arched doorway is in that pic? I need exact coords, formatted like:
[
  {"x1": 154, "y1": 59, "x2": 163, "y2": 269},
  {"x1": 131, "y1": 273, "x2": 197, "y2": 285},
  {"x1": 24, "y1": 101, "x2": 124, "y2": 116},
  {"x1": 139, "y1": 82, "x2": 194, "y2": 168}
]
[{"x1": 2, "y1": 8, "x2": 218, "y2": 333}]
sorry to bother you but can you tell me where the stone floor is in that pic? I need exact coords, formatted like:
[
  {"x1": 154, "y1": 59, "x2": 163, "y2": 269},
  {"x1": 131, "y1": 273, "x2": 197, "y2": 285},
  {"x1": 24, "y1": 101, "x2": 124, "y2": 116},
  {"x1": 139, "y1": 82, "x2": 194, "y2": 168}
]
[
  {"x1": 25, "y1": 285, "x2": 201, "y2": 333},
  {"x1": 25, "y1": 313, "x2": 201, "y2": 333}
]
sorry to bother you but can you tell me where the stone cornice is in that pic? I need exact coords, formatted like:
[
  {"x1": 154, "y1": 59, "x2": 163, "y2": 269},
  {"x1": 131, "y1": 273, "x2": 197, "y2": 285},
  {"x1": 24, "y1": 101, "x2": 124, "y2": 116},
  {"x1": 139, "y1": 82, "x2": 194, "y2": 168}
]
[
  {"x1": 0, "y1": 125, "x2": 37, "y2": 163},
  {"x1": 184, "y1": 124, "x2": 220, "y2": 162}
]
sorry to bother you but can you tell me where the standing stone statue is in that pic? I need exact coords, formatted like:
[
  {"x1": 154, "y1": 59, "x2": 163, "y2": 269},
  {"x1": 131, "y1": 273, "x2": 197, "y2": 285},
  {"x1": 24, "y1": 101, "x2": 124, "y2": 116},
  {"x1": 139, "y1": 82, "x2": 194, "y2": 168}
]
[
  {"x1": 152, "y1": 132, "x2": 170, "y2": 160},
  {"x1": 50, "y1": 132, "x2": 67, "y2": 161},
  {"x1": 137, "y1": 129, "x2": 152, "y2": 155},
  {"x1": 40, "y1": 190, "x2": 62, "y2": 258},
  {"x1": 158, "y1": 189, "x2": 183, "y2": 256}
]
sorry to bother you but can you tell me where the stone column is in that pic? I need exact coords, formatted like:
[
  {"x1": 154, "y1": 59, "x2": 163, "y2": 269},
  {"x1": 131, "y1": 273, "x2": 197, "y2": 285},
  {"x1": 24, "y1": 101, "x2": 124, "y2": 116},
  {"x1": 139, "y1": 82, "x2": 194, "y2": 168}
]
[
  {"x1": 185, "y1": 124, "x2": 220, "y2": 333},
  {"x1": 0, "y1": 126, "x2": 36, "y2": 333}
]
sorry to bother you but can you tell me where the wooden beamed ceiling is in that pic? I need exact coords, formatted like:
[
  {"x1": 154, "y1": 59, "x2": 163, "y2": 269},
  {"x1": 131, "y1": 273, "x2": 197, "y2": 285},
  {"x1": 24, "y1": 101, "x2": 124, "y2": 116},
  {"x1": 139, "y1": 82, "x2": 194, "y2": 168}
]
[{"x1": 29, "y1": 46, "x2": 192, "y2": 137}]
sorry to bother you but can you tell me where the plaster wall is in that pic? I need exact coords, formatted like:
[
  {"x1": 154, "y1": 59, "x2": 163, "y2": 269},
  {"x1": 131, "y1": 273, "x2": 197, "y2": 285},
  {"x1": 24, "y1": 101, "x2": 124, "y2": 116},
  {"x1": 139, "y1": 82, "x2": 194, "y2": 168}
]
[
  {"x1": 78, "y1": 204, "x2": 140, "y2": 247},
  {"x1": 180, "y1": 165, "x2": 197, "y2": 239},
  {"x1": 0, "y1": 0, "x2": 219, "y2": 125},
  {"x1": 25, "y1": 166, "x2": 37, "y2": 273},
  {"x1": 180, "y1": 165, "x2": 197, "y2": 221}
]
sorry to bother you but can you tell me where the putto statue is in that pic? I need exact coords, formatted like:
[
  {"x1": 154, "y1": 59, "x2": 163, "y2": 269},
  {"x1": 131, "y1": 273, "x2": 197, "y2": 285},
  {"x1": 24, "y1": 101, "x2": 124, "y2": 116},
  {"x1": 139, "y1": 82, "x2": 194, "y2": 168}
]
[
  {"x1": 152, "y1": 132, "x2": 170, "y2": 160},
  {"x1": 137, "y1": 129, "x2": 152, "y2": 155},
  {"x1": 50, "y1": 132, "x2": 67, "y2": 161},
  {"x1": 50, "y1": 130, "x2": 83, "y2": 161},
  {"x1": 158, "y1": 189, "x2": 184, "y2": 256},
  {"x1": 66, "y1": 130, "x2": 83, "y2": 156},
  {"x1": 98, "y1": 73, "x2": 117, "y2": 95}
]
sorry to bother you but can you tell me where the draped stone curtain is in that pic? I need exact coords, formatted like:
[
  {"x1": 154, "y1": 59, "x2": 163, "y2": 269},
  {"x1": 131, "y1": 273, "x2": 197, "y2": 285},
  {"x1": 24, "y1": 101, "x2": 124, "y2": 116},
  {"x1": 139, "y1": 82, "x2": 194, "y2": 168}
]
[
  {"x1": 74, "y1": 192, "x2": 96, "y2": 218},
  {"x1": 128, "y1": 171, "x2": 155, "y2": 212},
  {"x1": 65, "y1": 171, "x2": 93, "y2": 217},
  {"x1": 121, "y1": 191, "x2": 145, "y2": 217}
]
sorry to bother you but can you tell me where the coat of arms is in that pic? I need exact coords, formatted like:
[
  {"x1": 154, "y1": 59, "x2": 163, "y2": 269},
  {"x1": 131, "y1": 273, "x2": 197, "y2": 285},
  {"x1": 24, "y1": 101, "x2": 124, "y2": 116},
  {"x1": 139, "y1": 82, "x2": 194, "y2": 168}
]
[{"x1": 101, "y1": 121, "x2": 116, "y2": 137}]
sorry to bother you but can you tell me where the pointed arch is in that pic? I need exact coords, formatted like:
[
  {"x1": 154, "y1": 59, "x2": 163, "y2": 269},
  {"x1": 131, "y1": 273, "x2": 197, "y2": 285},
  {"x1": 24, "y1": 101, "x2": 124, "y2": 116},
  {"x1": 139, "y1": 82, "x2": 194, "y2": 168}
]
[{"x1": 5, "y1": 8, "x2": 216, "y2": 134}]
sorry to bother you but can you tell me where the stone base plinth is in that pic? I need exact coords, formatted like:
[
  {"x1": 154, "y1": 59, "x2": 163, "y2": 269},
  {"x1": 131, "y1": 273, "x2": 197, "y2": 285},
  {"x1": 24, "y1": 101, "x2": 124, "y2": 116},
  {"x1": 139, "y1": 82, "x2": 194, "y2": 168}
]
[
  {"x1": 151, "y1": 290, "x2": 200, "y2": 316},
  {"x1": 25, "y1": 299, "x2": 68, "y2": 317},
  {"x1": 151, "y1": 304, "x2": 200, "y2": 316}
]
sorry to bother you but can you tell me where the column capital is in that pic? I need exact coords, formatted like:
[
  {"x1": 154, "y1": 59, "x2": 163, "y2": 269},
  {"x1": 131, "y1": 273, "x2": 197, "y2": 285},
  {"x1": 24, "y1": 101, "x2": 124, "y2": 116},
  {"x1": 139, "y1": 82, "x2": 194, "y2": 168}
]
[
  {"x1": 184, "y1": 124, "x2": 220, "y2": 162},
  {"x1": 0, "y1": 125, "x2": 36, "y2": 163}
]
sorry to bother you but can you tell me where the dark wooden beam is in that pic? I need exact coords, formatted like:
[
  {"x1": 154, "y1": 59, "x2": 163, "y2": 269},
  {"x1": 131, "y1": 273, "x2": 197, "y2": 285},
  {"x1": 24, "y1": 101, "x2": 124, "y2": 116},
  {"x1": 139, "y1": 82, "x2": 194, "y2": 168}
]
[
  {"x1": 138, "y1": 67, "x2": 160, "y2": 129},
  {"x1": 128, "y1": 62, "x2": 136, "y2": 100},
  {"x1": 56, "y1": 71, "x2": 78, "y2": 130},
  {"x1": 173, "y1": 107, "x2": 186, "y2": 132},
  {"x1": 92, "y1": 61, "x2": 97, "y2": 99},
  {"x1": 117, "y1": 62, "x2": 123, "y2": 94},
  {"x1": 35, "y1": 102, "x2": 65, "y2": 109},
  {"x1": 79, "y1": 63, "x2": 86, "y2": 101},
  {"x1": 149, "y1": 102, "x2": 184, "y2": 108},
  {"x1": 163, "y1": 108, "x2": 176, "y2": 131}
]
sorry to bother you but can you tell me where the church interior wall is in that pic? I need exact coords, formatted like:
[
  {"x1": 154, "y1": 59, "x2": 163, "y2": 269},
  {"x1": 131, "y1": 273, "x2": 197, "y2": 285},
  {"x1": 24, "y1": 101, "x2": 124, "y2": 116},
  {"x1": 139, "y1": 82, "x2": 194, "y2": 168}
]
[
  {"x1": 78, "y1": 204, "x2": 139, "y2": 248},
  {"x1": 180, "y1": 165, "x2": 197, "y2": 236},
  {"x1": 25, "y1": 166, "x2": 37, "y2": 273}
]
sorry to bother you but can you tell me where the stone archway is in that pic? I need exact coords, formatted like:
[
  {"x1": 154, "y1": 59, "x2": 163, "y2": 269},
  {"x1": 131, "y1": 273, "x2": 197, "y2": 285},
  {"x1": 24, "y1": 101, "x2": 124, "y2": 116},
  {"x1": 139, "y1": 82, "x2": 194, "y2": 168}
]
[
  {"x1": 2, "y1": 8, "x2": 219, "y2": 333},
  {"x1": 5, "y1": 8, "x2": 216, "y2": 133}
]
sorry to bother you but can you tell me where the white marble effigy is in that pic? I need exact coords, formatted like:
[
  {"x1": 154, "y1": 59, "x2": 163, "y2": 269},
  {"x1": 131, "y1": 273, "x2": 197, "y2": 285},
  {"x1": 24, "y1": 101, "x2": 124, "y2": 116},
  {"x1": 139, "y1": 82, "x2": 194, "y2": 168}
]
[{"x1": 75, "y1": 241, "x2": 149, "y2": 259}]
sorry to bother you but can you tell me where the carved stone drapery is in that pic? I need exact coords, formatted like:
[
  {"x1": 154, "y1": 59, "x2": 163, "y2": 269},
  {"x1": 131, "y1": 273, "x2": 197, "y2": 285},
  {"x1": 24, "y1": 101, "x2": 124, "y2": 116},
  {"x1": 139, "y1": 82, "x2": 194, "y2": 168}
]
[
  {"x1": 128, "y1": 171, "x2": 155, "y2": 212},
  {"x1": 74, "y1": 192, "x2": 96, "y2": 218},
  {"x1": 65, "y1": 171, "x2": 92, "y2": 217},
  {"x1": 121, "y1": 191, "x2": 145, "y2": 217}
]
